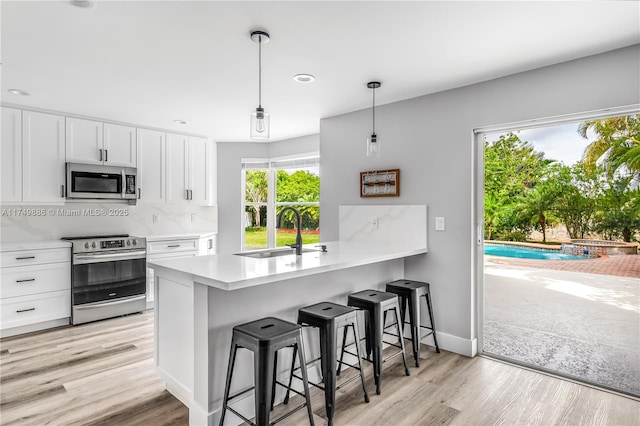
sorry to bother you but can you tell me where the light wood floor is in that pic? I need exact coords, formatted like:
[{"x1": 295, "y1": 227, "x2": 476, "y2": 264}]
[{"x1": 1, "y1": 311, "x2": 638, "y2": 426}]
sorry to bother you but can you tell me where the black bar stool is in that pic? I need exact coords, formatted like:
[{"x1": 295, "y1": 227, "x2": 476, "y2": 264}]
[
  {"x1": 343, "y1": 289, "x2": 410, "y2": 395},
  {"x1": 283, "y1": 302, "x2": 369, "y2": 426},
  {"x1": 385, "y1": 279, "x2": 440, "y2": 367},
  {"x1": 219, "y1": 317, "x2": 314, "y2": 426}
]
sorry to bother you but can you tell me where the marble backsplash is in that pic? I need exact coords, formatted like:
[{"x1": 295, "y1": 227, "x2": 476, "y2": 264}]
[
  {"x1": 0, "y1": 203, "x2": 217, "y2": 242},
  {"x1": 339, "y1": 204, "x2": 427, "y2": 250}
]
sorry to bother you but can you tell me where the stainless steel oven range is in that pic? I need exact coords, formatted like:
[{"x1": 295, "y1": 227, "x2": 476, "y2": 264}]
[{"x1": 62, "y1": 234, "x2": 147, "y2": 325}]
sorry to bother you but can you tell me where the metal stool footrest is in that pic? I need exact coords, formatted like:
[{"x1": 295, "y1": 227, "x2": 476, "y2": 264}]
[
  {"x1": 342, "y1": 337, "x2": 405, "y2": 364},
  {"x1": 224, "y1": 379, "x2": 311, "y2": 426}
]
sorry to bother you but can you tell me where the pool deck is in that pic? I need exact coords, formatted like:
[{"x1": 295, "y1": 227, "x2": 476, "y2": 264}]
[
  {"x1": 486, "y1": 254, "x2": 640, "y2": 278},
  {"x1": 485, "y1": 240, "x2": 562, "y2": 250}
]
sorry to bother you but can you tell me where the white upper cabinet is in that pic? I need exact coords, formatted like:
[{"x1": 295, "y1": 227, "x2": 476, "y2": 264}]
[
  {"x1": 166, "y1": 133, "x2": 189, "y2": 204},
  {"x1": 165, "y1": 134, "x2": 213, "y2": 205},
  {"x1": 188, "y1": 137, "x2": 212, "y2": 206},
  {"x1": 104, "y1": 123, "x2": 136, "y2": 167},
  {"x1": 66, "y1": 118, "x2": 136, "y2": 167},
  {"x1": 1, "y1": 108, "x2": 23, "y2": 203},
  {"x1": 137, "y1": 128, "x2": 166, "y2": 204},
  {"x1": 65, "y1": 118, "x2": 103, "y2": 165},
  {"x1": 22, "y1": 111, "x2": 66, "y2": 204}
]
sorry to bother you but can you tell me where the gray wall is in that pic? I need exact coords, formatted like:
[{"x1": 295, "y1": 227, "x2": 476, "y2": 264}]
[
  {"x1": 217, "y1": 134, "x2": 320, "y2": 254},
  {"x1": 319, "y1": 46, "x2": 640, "y2": 347}
]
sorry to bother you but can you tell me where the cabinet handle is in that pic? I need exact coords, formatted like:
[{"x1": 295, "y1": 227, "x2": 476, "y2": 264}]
[
  {"x1": 15, "y1": 256, "x2": 35, "y2": 260},
  {"x1": 105, "y1": 149, "x2": 108, "y2": 162},
  {"x1": 16, "y1": 308, "x2": 36, "y2": 313},
  {"x1": 185, "y1": 189, "x2": 189, "y2": 200},
  {"x1": 167, "y1": 244, "x2": 180, "y2": 248},
  {"x1": 208, "y1": 239, "x2": 213, "y2": 250},
  {"x1": 138, "y1": 188, "x2": 141, "y2": 199},
  {"x1": 16, "y1": 278, "x2": 36, "y2": 283},
  {"x1": 61, "y1": 185, "x2": 65, "y2": 198},
  {"x1": 99, "y1": 149, "x2": 103, "y2": 161}
]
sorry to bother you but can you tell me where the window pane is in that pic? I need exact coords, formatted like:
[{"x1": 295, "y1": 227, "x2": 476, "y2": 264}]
[
  {"x1": 244, "y1": 205, "x2": 268, "y2": 249},
  {"x1": 275, "y1": 167, "x2": 320, "y2": 203},
  {"x1": 245, "y1": 170, "x2": 268, "y2": 203},
  {"x1": 275, "y1": 205, "x2": 320, "y2": 247}
]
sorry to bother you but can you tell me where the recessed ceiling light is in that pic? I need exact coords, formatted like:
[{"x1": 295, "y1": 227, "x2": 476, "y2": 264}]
[
  {"x1": 173, "y1": 120, "x2": 187, "y2": 125},
  {"x1": 293, "y1": 74, "x2": 316, "y2": 83},
  {"x1": 69, "y1": 0, "x2": 97, "y2": 9},
  {"x1": 8, "y1": 89, "x2": 30, "y2": 96}
]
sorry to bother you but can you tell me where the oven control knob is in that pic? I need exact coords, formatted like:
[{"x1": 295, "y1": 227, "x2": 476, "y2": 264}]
[
  {"x1": 132, "y1": 239, "x2": 137, "y2": 246},
  {"x1": 84, "y1": 242, "x2": 90, "y2": 249},
  {"x1": 127, "y1": 239, "x2": 131, "y2": 246},
  {"x1": 91, "y1": 242, "x2": 97, "y2": 249}
]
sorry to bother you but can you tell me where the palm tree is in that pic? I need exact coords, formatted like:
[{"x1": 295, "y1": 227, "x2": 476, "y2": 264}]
[
  {"x1": 516, "y1": 187, "x2": 557, "y2": 243},
  {"x1": 578, "y1": 115, "x2": 640, "y2": 181}
]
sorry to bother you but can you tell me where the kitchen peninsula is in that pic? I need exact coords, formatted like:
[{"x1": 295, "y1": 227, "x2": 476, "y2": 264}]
[{"x1": 149, "y1": 239, "x2": 427, "y2": 425}]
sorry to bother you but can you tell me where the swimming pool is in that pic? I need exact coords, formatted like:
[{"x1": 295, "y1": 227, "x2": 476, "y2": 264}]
[{"x1": 484, "y1": 244, "x2": 584, "y2": 260}]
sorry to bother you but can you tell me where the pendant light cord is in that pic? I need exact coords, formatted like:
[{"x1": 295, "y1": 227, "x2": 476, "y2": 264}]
[
  {"x1": 372, "y1": 86, "x2": 376, "y2": 134},
  {"x1": 258, "y1": 36, "x2": 262, "y2": 108}
]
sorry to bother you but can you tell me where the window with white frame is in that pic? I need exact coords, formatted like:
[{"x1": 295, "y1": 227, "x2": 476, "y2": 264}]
[{"x1": 242, "y1": 155, "x2": 320, "y2": 250}]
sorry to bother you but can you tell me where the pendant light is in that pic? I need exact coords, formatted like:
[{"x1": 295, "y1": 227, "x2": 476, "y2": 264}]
[
  {"x1": 366, "y1": 81, "x2": 381, "y2": 157},
  {"x1": 250, "y1": 30, "x2": 270, "y2": 140}
]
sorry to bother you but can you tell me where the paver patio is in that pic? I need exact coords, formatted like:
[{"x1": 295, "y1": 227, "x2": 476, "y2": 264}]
[{"x1": 487, "y1": 252, "x2": 640, "y2": 278}]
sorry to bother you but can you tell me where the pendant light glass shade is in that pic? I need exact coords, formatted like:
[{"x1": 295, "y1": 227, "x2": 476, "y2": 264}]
[
  {"x1": 251, "y1": 107, "x2": 270, "y2": 139},
  {"x1": 366, "y1": 81, "x2": 381, "y2": 157},
  {"x1": 250, "y1": 30, "x2": 270, "y2": 140},
  {"x1": 366, "y1": 133, "x2": 380, "y2": 157}
]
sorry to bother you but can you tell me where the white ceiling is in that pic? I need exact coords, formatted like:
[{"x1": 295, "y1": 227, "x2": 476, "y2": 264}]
[{"x1": 2, "y1": 1, "x2": 639, "y2": 142}]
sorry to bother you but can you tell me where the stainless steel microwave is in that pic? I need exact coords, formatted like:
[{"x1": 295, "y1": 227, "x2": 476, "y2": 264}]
[{"x1": 66, "y1": 163, "x2": 137, "y2": 203}]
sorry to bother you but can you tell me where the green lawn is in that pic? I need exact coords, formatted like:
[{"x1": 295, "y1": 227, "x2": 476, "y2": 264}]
[{"x1": 245, "y1": 227, "x2": 320, "y2": 249}]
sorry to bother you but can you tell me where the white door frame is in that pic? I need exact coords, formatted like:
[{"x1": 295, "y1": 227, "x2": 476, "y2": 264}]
[{"x1": 472, "y1": 104, "x2": 640, "y2": 355}]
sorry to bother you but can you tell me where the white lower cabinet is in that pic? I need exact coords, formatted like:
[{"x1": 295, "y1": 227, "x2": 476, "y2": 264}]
[
  {"x1": 1, "y1": 291, "x2": 70, "y2": 331},
  {"x1": 0, "y1": 245, "x2": 71, "y2": 337},
  {"x1": 146, "y1": 238, "x2": 199, "y2": 307},
  {"x1": 145, "y1": 234, "x2": 217, "y2": 307}
]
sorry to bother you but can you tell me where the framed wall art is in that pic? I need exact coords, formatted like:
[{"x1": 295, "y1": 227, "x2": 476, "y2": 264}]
[{"x1": 360, "y1": 169, "x2": 400, "y2": 197}]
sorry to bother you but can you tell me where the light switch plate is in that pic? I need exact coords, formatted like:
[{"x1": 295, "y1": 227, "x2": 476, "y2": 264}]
[
  {"x1": 370, "y1": 217, "x2": 379, "y2": 230},
  {"x1": 435, "y1": 216, "x2": 445, "y2": 231},
  {"x1": 153, "y1": 214, "x2": 159, "y2": 223}
]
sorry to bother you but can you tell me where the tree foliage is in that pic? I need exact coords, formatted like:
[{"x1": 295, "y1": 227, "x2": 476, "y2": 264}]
[
  {"x1": 484, "y1": 118, "x2": 640, "y2": 243},
  {"x1": 579, "y1": 114, "x2": 640, "y2": 182},
  {"x1": 245, "y1": 170, "x2": 268, "y2": 227}
]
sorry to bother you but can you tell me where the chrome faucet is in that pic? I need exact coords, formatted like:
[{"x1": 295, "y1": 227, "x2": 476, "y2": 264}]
[{"x1": 276, "y1": 207, "x2": 303, "y2": 255}]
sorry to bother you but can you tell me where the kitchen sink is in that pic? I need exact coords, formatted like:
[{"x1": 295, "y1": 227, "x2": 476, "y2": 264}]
[{"x1": 234, "y1": 247, "x2": 314, "y2": 259}]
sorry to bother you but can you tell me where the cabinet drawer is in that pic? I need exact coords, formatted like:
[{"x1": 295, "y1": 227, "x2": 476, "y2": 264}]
[
  {"x1": 147, "y1": 239, "x2": 198, "y2": 255},
  {"x1": 1, "y1": 290, "x2": 70, "y2": 330},
  {"x1": 1, "y1": 248, "x2": 70, "y2": 268},
  {"x1": 1, "y1": 262, "x2": 70, "y2": 298}
]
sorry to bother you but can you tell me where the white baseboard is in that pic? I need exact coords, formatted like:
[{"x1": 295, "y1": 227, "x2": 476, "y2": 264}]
[
  {"x1": 0, "y1": 317, "x2": 69, "y2": 338},
  {"x1": 433, "y1": 332, "x2": 477, "y2": 357}
]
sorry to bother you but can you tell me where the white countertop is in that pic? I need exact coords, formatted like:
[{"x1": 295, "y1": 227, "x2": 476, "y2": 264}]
[
  {"x1": 144, "y1": 232, "x2": 217, "y2": 242},
  {"x1": 148, "y1": 241, "x2": 427, "y2": 291},
  {"x1": 0, "y1": 240, "x2": 72, "y2": 252}
]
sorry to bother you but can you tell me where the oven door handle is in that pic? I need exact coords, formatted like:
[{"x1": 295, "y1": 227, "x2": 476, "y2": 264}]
[
  {"x1": 74, "y1": 295, "x2": 146, "y2": 310},
  {"x1": 73, "y1": 250, "x2": 147, "y2": 264}
]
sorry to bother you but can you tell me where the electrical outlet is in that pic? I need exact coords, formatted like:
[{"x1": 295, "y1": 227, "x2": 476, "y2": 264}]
[
  {"x1": 191, "y1": 214, "x2": 197, "y2": 223},
  {"x1": 435, "y1": 216, "x2": 445, "y2": 231},
  {"x1": 371, "y1": 217, "x2": 379, "y2": 230},
  {"x1": 153, "y1": 214, "x2": 159, "y2": 223}
]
